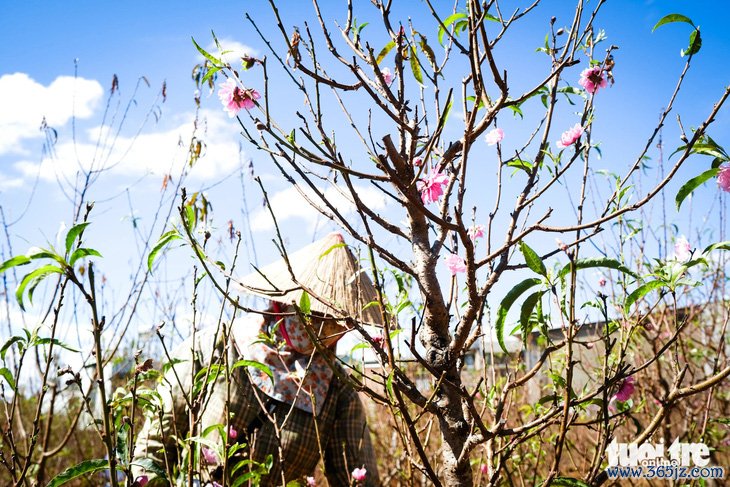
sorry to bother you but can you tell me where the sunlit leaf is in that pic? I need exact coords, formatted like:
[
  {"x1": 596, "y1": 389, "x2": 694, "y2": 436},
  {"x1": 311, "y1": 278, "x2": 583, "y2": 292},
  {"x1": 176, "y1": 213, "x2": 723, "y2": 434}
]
[
  {"x1": 46, "y1": 459, "x2": 109, "y2": 487},
  {"x1": 675, "y1": 168, "x2": 720, "y2": 210},
  {"x1": 681, "y1": 28, "x2": 702, "y2": 57},
  {"x1": 519, "y1": 241, "x2": 547, "y2": 277},
  {"x1": 624, "y1": 280, "x2": 666, "y2": 313},
  {"x1": 376, "y1": 40, "x2": 396, "y2": 65},
  {"x1": 519, "y1": 291, "x2": 542, "y2": 348},
  {"x1": 232, "y1": 359, "x2": 274, "y2": 384},
  {"x1": 0, "y1": 255, "x2": 31, "y2": 274},
  {"x1": 558, "y1": 258, "x2": 638, "y2": 280},
  {"x1": 299, "y1": 291, "x2": 311, "y2": 315},
  {"x1": 69, "y1": 248, "x2": 102, "y2": 267},
  {"x1": 496, "y1": 278, "x2": 542, "y2": 353},
  {"x1": 438, "y1": 12, "x2": 467, "y2": 45},
  {"x1": 0, "y1": 367, "x2": 15, "y2": 391},
  {"x1": 147, "y1": 230, "x2": 182, "y2": 273},
  {"x1": 192, "y1": 37, "x2": 223, "y2": 66},
  {"x1": 65, "y1": 222, "x2": 91, "y2": 255},
  {"x1": 409, "y1": 46, "x2": 423, "y2": 84},
  {"x1": 652, "y1": 14, "x2": 695, "y2": 32},
  {"x1": 16, "y1": 265, "x2": 64, "y2": 311}
]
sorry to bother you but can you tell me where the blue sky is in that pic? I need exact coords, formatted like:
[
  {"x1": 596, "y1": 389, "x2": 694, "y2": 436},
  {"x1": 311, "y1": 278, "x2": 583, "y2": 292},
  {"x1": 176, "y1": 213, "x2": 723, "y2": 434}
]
[{"x1": 1, "y1": 1, "x2": 729, "y2": 353}]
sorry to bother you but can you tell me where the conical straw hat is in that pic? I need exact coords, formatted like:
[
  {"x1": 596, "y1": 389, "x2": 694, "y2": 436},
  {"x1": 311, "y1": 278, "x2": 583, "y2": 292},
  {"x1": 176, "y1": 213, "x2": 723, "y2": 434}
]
[{"x1": 237, "y1": 232, "x2": 384, "y2": 327}]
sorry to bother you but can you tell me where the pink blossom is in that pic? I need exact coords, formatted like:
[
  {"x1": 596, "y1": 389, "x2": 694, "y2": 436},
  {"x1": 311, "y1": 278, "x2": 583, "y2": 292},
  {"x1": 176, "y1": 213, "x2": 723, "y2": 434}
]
[
  {"x1": 306, "y1": 477, "x2": 316, "y2": 486},
  {"x1": 598, "y1": 276, "x2": 607, "y2": 287},
  {"x1": 381, "y1": 67, "x2": 394, "y2": 86},
  {"x1": 613, "y1": 376, "x2": 636, "y2": 402},
  {"x1": 202, "y1": 447, "x2": 219, "y2": 465},
  {"x1": 480, "y1": 464, "x2": 488, "y2": 475},
  {"x1": 413, "y1": 157, "x2": 423, "y2": 167},
  {"x1": 417, "y1": 169, "x2": 450, "y2": 204},
  {"x1": 218, "y1": 78, "x2": 260, "y2": 117},
  {"x1": 445, "y1": 254, "x2": 467, "y2": 275},
  {"x1": 556, "y1": 124, "x2": 584, "y2": 149},
  {"x1": 133, "y1": 476, "x2": 149, "y2": 487},
  {"x1": 228, "y1": 425, "x2": 238, "y2": 440},
  {"x1": 372, "y1": 333, "x2": 385, "y2": 349},
  {"x1": 352, "y1": 467, "x2": 367, "y2": 482},
  {"x1": 578, "y1": 65, "x2": 607, "y2": 94},
  {"x1": 212, "y1": 483, "x2": 222, "y2": 487},
  {"x1": 718, "y1": 164, "x2": 730, "y2": 192},
  {"x1": 485, "y1": 127, "x2": 504, "y2": 146},
  {"x1": 467, "y1": 224, "x2": 485, "y2": 241},
  {"x1": 674, "y1": 235, "x2": 691, "y2": 261}
]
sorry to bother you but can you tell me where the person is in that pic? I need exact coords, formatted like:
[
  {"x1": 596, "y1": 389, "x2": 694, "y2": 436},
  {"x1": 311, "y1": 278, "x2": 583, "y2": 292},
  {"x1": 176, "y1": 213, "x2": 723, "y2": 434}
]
[{"x1": 132, "y1": 233, "x2": 382, "y2": 486}]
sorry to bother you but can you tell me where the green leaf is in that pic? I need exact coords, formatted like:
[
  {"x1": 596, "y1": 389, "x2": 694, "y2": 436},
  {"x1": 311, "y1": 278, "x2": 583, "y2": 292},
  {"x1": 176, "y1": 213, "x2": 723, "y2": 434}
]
[
  {"x1": 320, "y1": 243, "x2": 346, "y2": 258},
  {"x1": 386, "y1": 369, "x2": 395, "y2": 401},
  {"x1": 682, "y1": 28, "x2": 702, "y2": 57},
  {"x1": 130, "y1": 458, "x2": 168, "y2": 480},
  {"x1": 624, "y1": 280, "x2": 666, "y2": 313},
  {"x1": 519, "y1": 241, "x2": 547, "y2": 277},
  {"x1": 702, "y1": 241, "x2": 730, "y2": 254},
  {"x1": 201, "y1": 65, "x2": 221, "y2": 83},
  {"x1": 147, "y1": 230, "x2": 182, "y2": 273},
  {"x1": 519, "y1": 291, "x2": 542, "y2": 348},
  {"x1": 232, "y1": 359, "x2": 274, "y2": 384},
  {"x1": 506, "y1": 159, "x2": 533, "y2": 173},
  {"x1": 0, "y1": 336, "x2": 26, "y2": 361},
  {"x1": 652, "y1": 14, "x2": 695, "y2": 32},
  {"x1": 438, "y1": 12, "x2": 467, "y2": 45},
  {"x1": 65, "y1": 222, "x2": 91, "y2": 255},
  {"x1": 26, "y1": 248, "x2": 66, "y2": 266},
  {"x1": 409, "y1": 46, "x2": 423, "y2": 84},
  {"x1": 353, "y1": 21, "x2": 369, "y2": 45},
  {"x1": 558, "y1": 257, "x2": 638, "y2": 280},
  {"x1": 350, "y1": 342, "x2": 369, "y2": 353},
  {"x1": 495, "y1": 277, "x2": 542, "y2": 354},
  {"x1": 69, "y1": 248, "x2": 102, "y2": 267},
  {"x1": 299, "y1": 290, "x2": 311, "y2": 315},
  {"x1": 45, "y1": 459, "x2": 109, "y2": 487},
  {"x1": 192, "y1": 37, "x2": 222, "y2": 66},
  {"x1": 417, "y1": 33, "x2": 437, "y2": 68},
  {"x1": 375, "y1": 40, "x2": 396, "y2": 65},
  {"x1": 16, "y1": 265, "x2": 64, "y2": 311},
  {"x1": 675, "y1": 168, "x2": 720, "y2": 210},
  {"x1": 552, "y1": 477, "x2": 591, "y2": 487},
  {"x1": 0, "y1": 255, "x2": 31, "y2": 274},
  {"x1": 34, "y1": 338, "x2": 80, "y2": 353},
  {"x1": 0, "y1": 367, "x2": 16, "y2": 391}
]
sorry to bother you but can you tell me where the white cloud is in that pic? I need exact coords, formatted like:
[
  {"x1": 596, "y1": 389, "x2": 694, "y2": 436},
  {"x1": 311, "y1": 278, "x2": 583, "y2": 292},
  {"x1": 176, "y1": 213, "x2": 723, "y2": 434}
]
[
  {"x1": 249, "y1": 183, "x2": 387, "y2": 232},
  {"x1": 0, "y1": 171, "x2": 24, "y2": 191},
  {"x1": 202, "y1": 38, "x2": 259, "y2": 66},
  {"x1": 0, "y1": 73, "x2": 103, "y2": 155},
  {"x1": 13, "y1": 109, "x2": 244, "y2": 183}
]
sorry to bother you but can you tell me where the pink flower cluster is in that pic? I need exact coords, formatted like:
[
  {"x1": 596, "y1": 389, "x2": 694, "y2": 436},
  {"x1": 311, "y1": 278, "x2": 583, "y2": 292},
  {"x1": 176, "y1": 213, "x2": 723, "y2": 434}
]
[
  {"x1": 467, "y1": 224, "x2": 485, "y2": 241},
  {"x1": 485, "y1": 127, "x2": 504, "y2": 146},
  {"x1": 718, "y1": 164, "x2": 730, "y2": 192},
  {"x1": 674, "y1": 235, "x2": 691, "y2": 261},
  {"x1": 613, "y1": 376, "x2": 636, "y2": 402},
  {"x1": 352, "y1": 467, "x2": 368, "y2": 482},
  {"x1": 381, "y1": 67, "x2": 394, "y2": 86},
  {"x1": 218, "y1": 78, "x2": 261, "y2": 117},
  {"x1": 445, "y1": 253, "x2": 467, "y2": 275},
  {"x1": 578, "y1": 65, "x2": 607, "y2": 94},
  {"x1": 417, "y1": 169, "x2": 449, "y2": 204},
  {"x1": 556, "y1": 124, "x2": 584, "y2": 149}
]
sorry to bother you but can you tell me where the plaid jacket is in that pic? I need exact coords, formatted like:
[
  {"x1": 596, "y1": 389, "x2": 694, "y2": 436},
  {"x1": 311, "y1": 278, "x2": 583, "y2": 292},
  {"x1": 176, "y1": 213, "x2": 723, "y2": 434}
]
[{"x1": 132, "y1": 327, "x2": 379, "y2": 486}]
